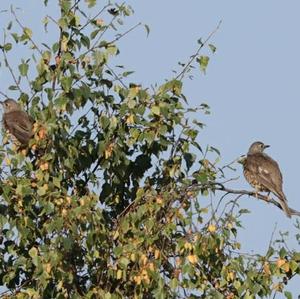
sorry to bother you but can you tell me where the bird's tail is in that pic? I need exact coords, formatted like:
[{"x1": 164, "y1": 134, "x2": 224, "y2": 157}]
[{"x1": 277, "y1": 192, "x2": 292, "y2": 218}]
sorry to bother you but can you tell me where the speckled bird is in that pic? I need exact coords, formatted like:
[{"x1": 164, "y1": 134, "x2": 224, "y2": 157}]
[
  {"x1": 243, "y1": 141, "x2": 291, "y2": 218},
  {"x1": 1, "y1": 98, "x2": 33, "y2": 146}
]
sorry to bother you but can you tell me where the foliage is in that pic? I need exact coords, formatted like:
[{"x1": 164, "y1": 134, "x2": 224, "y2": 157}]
[{"x1": 0, "y1": 1, "x2": 299, "y2": 298}]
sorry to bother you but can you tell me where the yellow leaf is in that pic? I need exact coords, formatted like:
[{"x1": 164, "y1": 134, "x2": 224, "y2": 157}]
[
  {"x1": 187, "y1": 191, "x2": 194, "y2": 197},
  {"x1": 33, "y1": 123, "x2": 39, "y2": 133},
  {"x1": 66, "y1": 196, "x2": 72, "y2": 205},
  {"x1": 148, "y1": 263, "x2": 155, "y2": 271},
  {"x1": 156, "y1": 196, "x2": 163, "y2": 204},
  {"x1": 96, "y1": 19, "x2": 105, "y2": 26},
  {"x1": 226, "y1": 293, "x2": 235, "y2": 299},
  {"x1": 105, "y1": 143, "x2": 114, "y2": 159},
  {"x1": 141, "y1": 269, "x2": 150, "y2": 284},
  {"x1": 2, "y1": 136, "x2": 8, "y2": 145},
  {"x1": 126, "y1": 114, "x2": 135, "y2": 125},
  {"x1": 45, "y1": 263, "x2": 51, "y2": 274},
  {"x1": 130, "y1": 253, "x2": 136, "y2": 262},
  {"x1": 227, "y1": 271, "x2": 235, "y2": 281},
  {"x1": 187, "y1": 254, "x2": 198, "y2": 264},
  {"x1": 208, "y1": 224, "x2": 216, "y2": 233},
  {"x1": 272, "y1": 282, "x2": 283, "y2": 291},
  {"x1": 61, "y1": 35, "x2": 68, "y2": 52},
  {"x1": 282, "y1": 262, "x2": 290, "y2": 273},
  {"x1": 263, "y1": 262, "x2": 271, "y2": 275},
  {"x1": 184, "y1": 242, "x2": 193, "y2": 250},
  {"x1": 40, "y1": 162, "x2": 49, "y2": 171},
  {"x1": 154, "y1": 249, "x2": 160, "y2": 259},
  {"x1": 117, "y1": 269, "x2": 122, "y2": 280},
  {"x1": 113, "y1": 231, "x2": 119, "y2": 240},
  {"x1": 234, "y1": 242, "x2": 241, "y2": 250},
  {"x1": 38, "y1": 127, "x2": 47, "y2": 139},
  {"x1": 276, "y1": 258, "x2": 286, "y2": 268},
  {"x1": 5, "y1": 157, "x2": 11, "y2": 166},
  {"x1": 133, "y1": 275, "x2": 142, "y2": 285},
  {"x1": 226, "y1": 222, "x2": 233, "y2": 229},
  {"x1": 140, "y1": 254, "x2": 148, "y2": 266},
  {"x1": 176, "y1": 257, "x2": 182, "y2": 266}
]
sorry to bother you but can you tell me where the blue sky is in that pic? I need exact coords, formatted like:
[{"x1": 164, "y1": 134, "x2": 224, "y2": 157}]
[{"x1": 1, "y1": 0, "x2": 300, "y2": 297}]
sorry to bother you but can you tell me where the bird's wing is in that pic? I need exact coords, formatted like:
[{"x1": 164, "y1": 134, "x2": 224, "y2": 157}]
[
  {"x1": 245, "y1": 153, "x2": 291, "y2": 218},
  {"x1": 245, "y1": 153, "x2": 286, "y2": 200},
  {"x1": 4, "y1": 111, "x2": 33, "y2": 144},
  {"x1": 5, "y1": 111, "x2": 33, "y2": 132}
]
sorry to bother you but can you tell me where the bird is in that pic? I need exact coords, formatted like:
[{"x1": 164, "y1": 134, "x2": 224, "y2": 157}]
[
  {"x1": 1, "y1": 98, "x2": 34, "y2": 146},
  {"x1": 243, "y1": 141, "x2": 291, "y2": 218}
]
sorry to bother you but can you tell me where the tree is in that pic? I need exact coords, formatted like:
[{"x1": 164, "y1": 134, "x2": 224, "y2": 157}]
[{"x1": 0, "y1": 1, "x2": 299, "y2": 298}]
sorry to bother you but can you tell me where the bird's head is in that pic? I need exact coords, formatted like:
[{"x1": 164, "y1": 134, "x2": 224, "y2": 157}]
[
  {"x1": 248, "y1": 141, "x2": 270, "y2": 154},
  {"x1": 0, "y1": 98, "x2": 21, "y2": 113}
]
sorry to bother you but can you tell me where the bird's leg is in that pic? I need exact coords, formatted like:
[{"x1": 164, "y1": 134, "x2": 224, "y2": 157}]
[
  {"x1": 266, "y1": 192, "x2": 271, "y2": 201},
  {"x1": 254, "y1": 187, "x2": 260, "y2": 199}
]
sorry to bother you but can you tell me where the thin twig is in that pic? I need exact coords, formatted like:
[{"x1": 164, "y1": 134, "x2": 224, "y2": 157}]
[
  {"x1": 267, "y1": 223, "x2": 277, "y2": 250},
  {"x1": 175, "y1": 20, "x2": 222, "y2": 81},
  {"x1": 11, "y1": 7, "x2": 43, "y2": 56},
  {"x1": 80, "y1": 21, "x2": 142, "y2": 60},
  {"x1": 75, "y1": 4, "x2": 110, "y2": 36},
  {"x1": 46, "y1": 15, "x2": 59, "y2": 26},
  {"x1": 0, "y1": 90, "x2": 9, "y2": 98},
  {"x1": 1, "y1": 33, "x2": 23, "y2": 93},
  {"x1": 105, "y1": 63, "x2": 127, "y2": 88},
  {"x1": 70, "y1": 0, "x2": 81, "y2": 12},
  {"x1": 103, "y1": 22, "x2": 142, "y2": 48}
]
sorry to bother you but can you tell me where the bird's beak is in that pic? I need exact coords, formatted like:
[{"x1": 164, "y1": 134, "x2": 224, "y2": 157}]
[
  {"x1": 264, "y1": 144, "x2": 270, "y2": 149},
  {"x1": 0, "y1": 102, "x2": 3, "y2": 106}
]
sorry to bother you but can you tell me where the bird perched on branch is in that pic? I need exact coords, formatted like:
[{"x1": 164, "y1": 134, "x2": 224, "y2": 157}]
[
  {"x1": 243, "y1": 141, "x2": 291, "y2": 218},
  {"x1": 1, "y1": 98, "x2": 34, "y2": 146}
]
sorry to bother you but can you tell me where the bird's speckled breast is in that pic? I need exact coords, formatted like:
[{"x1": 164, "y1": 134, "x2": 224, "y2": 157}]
[{"x1": 243, "y1": 169, "x2": 268, "y2": 192}]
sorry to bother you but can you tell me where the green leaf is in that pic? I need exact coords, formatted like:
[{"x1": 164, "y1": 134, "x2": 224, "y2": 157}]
[
  {"x1": 81, "y1": 35, "x2": 90, "y2": 48},
  {"x1": 3, "y1": 43, "x2": 12, "y2": 51},
  {"x1": 86, "y1": 0, "x2": 96, "y2": 8},
  {"x1": 23, "y1": 27, "x2": 33, "y2": 38},
  {"x1": 151, "y1": 105, "x2": 160, "y2": 116},
  {"x1": 61, "y1": 77, "x2": 73, "y2": 92},
  {"x1": 119, "y1": 257, "x2": 130, "y2": 269},
  {"x1": 209, "y1": 43, "x2": 217, "y2": 53},
  {"x1": 18, "y1": 62, "x2": 29, "y2": 76},
  {"x1": 37, "y1": 184, "x2": 48, "y2": 196},
  {"x1": 183, "y1": 153, "x2": 196, "y2": 171},
  {"x1": 284, "y1": 291, "x2": 293, "y2": 299},
  {"x1": 198, "y1": 55, "x2": 210, "y2": 74}
]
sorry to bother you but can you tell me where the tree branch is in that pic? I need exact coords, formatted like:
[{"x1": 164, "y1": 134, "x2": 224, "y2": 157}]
[{"x1": 211, "y1": 183, "x2": 300, "y2": 217}]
